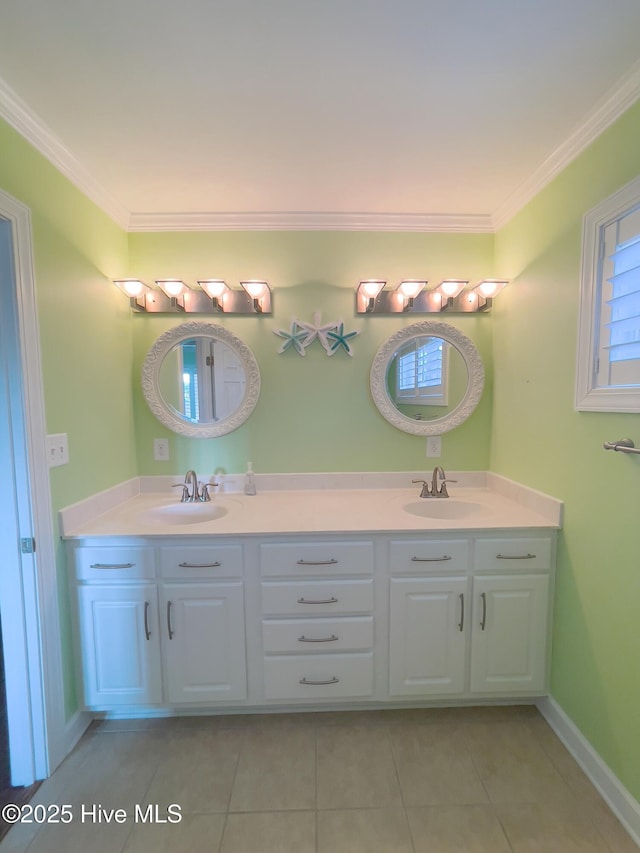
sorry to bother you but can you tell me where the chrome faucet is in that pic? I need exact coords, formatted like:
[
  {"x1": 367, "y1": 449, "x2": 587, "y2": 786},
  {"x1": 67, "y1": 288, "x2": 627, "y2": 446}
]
[
  {"x1": 173, "y1": 470, "x2": 218, "y2": 502},
  {"x1": 412, "y1": 466, "x2": 457, "y2": 498}
]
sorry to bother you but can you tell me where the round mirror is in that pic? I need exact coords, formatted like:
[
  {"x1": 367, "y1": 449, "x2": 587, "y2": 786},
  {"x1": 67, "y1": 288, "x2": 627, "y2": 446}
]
[
  {"x1": 142, "y1": 321, "x2": 260, "y2": 437},
  {"x1": 370, "y1": 321, "x2": 484, "y2": 435}
]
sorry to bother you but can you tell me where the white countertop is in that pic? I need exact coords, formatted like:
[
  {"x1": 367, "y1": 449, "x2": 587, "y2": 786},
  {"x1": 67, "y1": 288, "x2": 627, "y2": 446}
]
[{"x1": 60, "y1": 473, "x2": 562, "y2": 539}]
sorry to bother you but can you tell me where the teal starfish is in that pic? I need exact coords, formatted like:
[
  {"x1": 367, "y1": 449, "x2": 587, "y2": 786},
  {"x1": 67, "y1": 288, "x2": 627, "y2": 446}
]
[
  {"x1": 326, "y1": 322, "x2": 359, "y2": 357},
  {"x1": 273, "y1": 321, "x2": 310, "y2": 356}
]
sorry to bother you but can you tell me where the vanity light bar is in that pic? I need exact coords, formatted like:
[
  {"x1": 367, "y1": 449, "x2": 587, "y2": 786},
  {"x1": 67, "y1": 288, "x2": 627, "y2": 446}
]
[
  {"x1": 113, "y1": 279, "x2": 272, "y2": 314},
  {"x1": 355, "y1": 279, "x2": 508, "y2": 314}
]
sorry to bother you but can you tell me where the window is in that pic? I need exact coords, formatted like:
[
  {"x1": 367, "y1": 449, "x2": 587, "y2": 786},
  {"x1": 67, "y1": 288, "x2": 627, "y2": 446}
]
[
  {"x1": 576, "y1": 175, "x2": 640, "y2": 411},
  {"x1": 395, "y1": 337, "x2": 449, "y2": 407}
]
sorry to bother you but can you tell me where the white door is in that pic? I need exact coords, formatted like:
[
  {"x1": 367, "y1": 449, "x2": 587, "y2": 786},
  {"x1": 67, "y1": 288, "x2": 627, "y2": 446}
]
[
  {"x1": 470, "y1": 574, "x2": 549, "y2": 694},
  {"x1": 389, "y1": 577, "x2": 467, "y2": 696},
  {"x1": 77, "y1": 585, "x2": 162, "y2": 707},
  {"x1": 0, "y1": 214, "x2": 47, "y2": 784},
  {"x1": 161, "y1": 582, "x2": 247, "y2": 704}
]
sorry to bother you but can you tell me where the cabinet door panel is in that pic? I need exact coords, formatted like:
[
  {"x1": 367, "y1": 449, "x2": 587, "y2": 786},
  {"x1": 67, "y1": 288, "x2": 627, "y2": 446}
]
[
  {"x1": 77, "y1": 585, "x2": 161, "y2": 707},
  {"x1": 161, "y1": 583, "x2": 247, "y2": 704},
  {"x1": 389, "y1": 577, "x2": 467, "y2": 696},
  {"x1": 470, "y1": 574, "x2": 549, "y2": 694}
]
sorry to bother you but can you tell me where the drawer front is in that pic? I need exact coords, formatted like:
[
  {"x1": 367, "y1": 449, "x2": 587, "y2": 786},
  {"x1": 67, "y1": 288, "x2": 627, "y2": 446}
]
[
  {"x1": 261, "y1": 579, "x2": 374, "y2": 616},
  {"x1": 262, "y1": 617, "x2": 374, "y2": 653},
  {"x1": 263, "y1": 653, "x2": 373, "y2": 700},
  {"x1": 74, "y1": 547, "x2": 155, "y2": 581},
  {"x1": 474, "y1": 537, "x2": 553, "y2": 571},
  {"x1": 159, "y1": 544, "x2": 243, "y2": 579},
  {"x1": 260, "y1": 541, "x2": 373, "y2": 577},
  {"x1": 390, "y1": 539, "x2": 470, "y2": 574}
]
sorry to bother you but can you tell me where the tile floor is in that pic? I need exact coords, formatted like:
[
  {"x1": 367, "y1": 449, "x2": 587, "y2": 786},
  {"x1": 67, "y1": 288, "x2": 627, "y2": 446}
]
[{"x1": 0, "y1": 705, "x2": 637, "y2": 852}]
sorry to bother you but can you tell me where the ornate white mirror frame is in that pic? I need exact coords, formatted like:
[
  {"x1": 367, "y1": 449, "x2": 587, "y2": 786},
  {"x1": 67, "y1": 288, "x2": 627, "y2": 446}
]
[
  {"x1": 370, "y1": 320, "x2": 484, "y2": 435},
  {"x1": 142, "y1": 321, "x2": 261, "y2": 438}
]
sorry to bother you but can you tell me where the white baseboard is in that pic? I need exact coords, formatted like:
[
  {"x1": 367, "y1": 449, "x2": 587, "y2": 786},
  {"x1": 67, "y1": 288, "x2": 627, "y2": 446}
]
[{"x1": 537, "y1": 696, "x2": 640, "y2": 846}]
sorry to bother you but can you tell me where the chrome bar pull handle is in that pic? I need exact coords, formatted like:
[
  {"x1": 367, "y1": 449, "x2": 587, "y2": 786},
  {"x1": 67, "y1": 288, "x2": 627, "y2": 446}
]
[
  {"x1": 167, "y1": 601, "x2": 174, "y2": 640},
  {"x1": 411, "y1": 555, "x2": 452, "y2": 562},
  {"x1": 496, "y1": 554, "x2": 536, "y2": 560},
  {"x1": 297, "y1": 596, "x2": 339, "y2": 605},
  {"x1": 299, "y1": 677, "x2": 339, "y2": 686},
  {"x1": 296, "y1": 558, "x2": 338, "y2": 566},
  {"x1": 480, "y1": 592, "x2": 487, "y2": 631},
  {"x1": 90, "y1": 562, "x2": 135, "y2": 569},
  {"x1": 458, "y1": 593, "x2": 464, "y2": 632},
  {"x1": 298, "y1": 634, "x2": 339, "y2": 643},
  {"x1": 144, "y1": 601, "x2": 151, "y2": 640},
  {"x1": 178, "y1": 561, "x2": 222, "y2": 568}
]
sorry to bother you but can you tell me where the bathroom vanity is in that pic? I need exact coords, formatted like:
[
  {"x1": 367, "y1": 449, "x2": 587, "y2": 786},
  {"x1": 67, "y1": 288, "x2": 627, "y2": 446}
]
[{"x1": 62, "y1": 475, "x2": 561, "y2": 716}]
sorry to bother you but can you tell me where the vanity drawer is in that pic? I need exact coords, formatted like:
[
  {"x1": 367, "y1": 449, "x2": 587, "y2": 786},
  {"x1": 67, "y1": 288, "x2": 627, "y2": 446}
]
[
  {"x1": 389, "y1": 539, "x2": 470, "y2": 574},
  {"x1": 74, "y1": 547, "x2": 155, "y2": 581},
  {"x1": 159, "y1": 544, "x2": 243, "y2": 579},
  {"x1": 261, "y1": 579, "x2": 374, "y2": 616},
  {"x1": 259, "y1": 541, "x2": 373, "y2": 577},
  {"x1": 262, "y1": 617, "x2": 374, "y2": 653},
  {"x1": 263, "y1": 653, "x2": 373, "y2": 700},
  {"x1": 474, "y1": 537, "x2": 553, "y2": 571}
]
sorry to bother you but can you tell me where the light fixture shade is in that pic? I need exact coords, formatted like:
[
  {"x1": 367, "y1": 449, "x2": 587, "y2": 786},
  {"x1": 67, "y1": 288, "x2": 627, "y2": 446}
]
[
  {"x1": 473, "y1": 279, "x2": 508, "y2": 297},
  {"x1": 358, "y1": 280, "x2": 386, "y2": 299},
  {"x1": 113, "y1": 279, "x2": 148, "y2": 297},
  {"x1": 240, "y1": 280, "x2": 270, "y2": 299},
  {"x1": 156, "y1": 279, "x2": 187, "y2": 298},
  {"x1": 198, "y1": 279, "x2": 229, "y2": 299},
  {"x1": 397, "y1": 280, "x2": 427, "y2": 298},
  {"x1": 436, "y1": 279, "x2": 468, "y2": 298}
]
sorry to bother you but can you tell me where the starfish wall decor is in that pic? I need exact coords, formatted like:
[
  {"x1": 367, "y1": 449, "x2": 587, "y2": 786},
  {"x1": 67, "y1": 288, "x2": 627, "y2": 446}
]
[{"x1": 274, "y1": 312, "x2": 359, "y2": 357}]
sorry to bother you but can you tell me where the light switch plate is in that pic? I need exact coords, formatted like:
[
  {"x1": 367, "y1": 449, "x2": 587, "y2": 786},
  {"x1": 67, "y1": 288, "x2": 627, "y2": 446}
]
[{"x1": 46, "y1": 433, "x2": 69, "y2": 467}]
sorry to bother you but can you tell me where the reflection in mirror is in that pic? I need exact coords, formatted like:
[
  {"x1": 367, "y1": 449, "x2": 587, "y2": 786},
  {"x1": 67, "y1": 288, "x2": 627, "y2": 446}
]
[
  {"x1": 370, "y1": 321, "x2": 484, "y2": 436},
  {"x1": 386, "y1": 336, "x2": 468, "y2": 421},
  {"x1": 142, "y1": 321, "x2": 260, "y2": 438},
  {"x1": 159, "y1": 337, "x2": 247, "y2": 425}
]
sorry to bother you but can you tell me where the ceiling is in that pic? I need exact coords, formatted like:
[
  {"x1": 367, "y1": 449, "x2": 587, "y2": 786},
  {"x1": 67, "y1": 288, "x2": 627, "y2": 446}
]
[{"x1": 1, "y1": 0, "x2": 640, "y2": 231}]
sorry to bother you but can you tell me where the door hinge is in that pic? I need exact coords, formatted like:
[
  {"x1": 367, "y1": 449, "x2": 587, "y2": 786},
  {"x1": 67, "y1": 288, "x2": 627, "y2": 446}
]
[{"x1": 20, "y1": 538, "x2": 36, "y2": 554}]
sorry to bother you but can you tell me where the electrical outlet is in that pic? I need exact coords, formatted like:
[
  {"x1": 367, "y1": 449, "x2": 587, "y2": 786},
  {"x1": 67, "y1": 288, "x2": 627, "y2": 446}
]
[
  {"x1": 46, "y1": 433, "x2": 69, "y2": 467},
  {"x1": 426, "y1": 435, "x2": 442, "y2": 458},
  {"x1": 154, "y1": 438, "x2": 170, "y2": 461}
]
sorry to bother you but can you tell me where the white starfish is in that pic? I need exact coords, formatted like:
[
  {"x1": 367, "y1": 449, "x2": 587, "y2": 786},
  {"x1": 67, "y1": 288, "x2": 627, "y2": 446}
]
[{"x1": 296, "y1": 311, "x2": 338, "y2": 353}]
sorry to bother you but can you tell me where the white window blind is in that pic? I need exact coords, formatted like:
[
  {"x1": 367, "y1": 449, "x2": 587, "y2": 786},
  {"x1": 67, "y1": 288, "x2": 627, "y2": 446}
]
[{"x1": 395, "y1": 338, "x2": 448, "y2": 405}]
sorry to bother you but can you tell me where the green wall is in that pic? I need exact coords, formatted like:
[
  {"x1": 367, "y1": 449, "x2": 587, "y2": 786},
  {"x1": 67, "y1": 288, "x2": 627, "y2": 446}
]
[
  {"x1": 128, "y1": 231, "x2": 495, "y2": 476},
  {"x1": 492, "y1": 100, "x2": 640, "y2": 800},
  {"x1": 0, "y1": 118, "x2": 135, "y2": 716}
]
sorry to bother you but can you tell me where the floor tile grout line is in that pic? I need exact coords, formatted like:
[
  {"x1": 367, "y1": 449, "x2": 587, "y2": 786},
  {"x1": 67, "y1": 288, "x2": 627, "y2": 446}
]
[{"x1": 386, "y1": 724, "x2": 417, "y2": 853}]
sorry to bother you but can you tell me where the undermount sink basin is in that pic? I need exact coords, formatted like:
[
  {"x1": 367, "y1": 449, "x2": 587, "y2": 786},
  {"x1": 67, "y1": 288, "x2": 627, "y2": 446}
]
[
  {"x1": 140, "y1": 502, "x2": 229, "y2": 526},
  {"x1": 403, "y1": 499, "x2": 483, "y2": 520}
]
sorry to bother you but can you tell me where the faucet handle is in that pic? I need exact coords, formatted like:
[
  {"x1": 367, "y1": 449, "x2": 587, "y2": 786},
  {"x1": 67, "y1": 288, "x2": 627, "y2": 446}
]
[
  {"x1": 172, "y1": 484, "x2": 189, "y2": 502},
  {"x1": 437, "y1": 478, "x2": 457, "y2": 497},
  {"x1": 412, "y1": 479, "x2": 432, "y2": 498},
  {"x1": 199, "y1": 482, "x2": 219, "y2": 502}
]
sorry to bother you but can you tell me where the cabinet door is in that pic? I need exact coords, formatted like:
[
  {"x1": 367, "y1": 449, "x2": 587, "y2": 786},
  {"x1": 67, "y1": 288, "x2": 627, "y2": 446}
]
[
  {"x1": 389, "y1": 577, "x2": 467, "y2": 696},
  {"x1": 470, "y1": 574, "x2": 549, "y2": 694},
  {"x1": 77, "y1": 584, "x2": 161, "y2": 708},
  {"x1": 161, "y1": 583, "x2": 247, "y2": 704}
]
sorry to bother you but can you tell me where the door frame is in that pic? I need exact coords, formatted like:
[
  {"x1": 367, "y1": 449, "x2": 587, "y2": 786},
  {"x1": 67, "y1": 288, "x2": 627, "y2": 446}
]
[{"x1": 0, "y1": 188, "x2": 66, "y2": 782}]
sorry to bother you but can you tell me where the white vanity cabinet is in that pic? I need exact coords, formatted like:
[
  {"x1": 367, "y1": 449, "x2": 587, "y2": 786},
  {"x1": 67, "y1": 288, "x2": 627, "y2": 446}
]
[
  {"x1": 69, "y1": 539, "x2": 247, "y2": 710},
  {"x1": 68, "y1": 524, "x2": 556, "y2": 714},
  {"x1": 259, "y1": 540, "x2": 375, "y2": 701},
  {"x1": 388, "y1": 532, "x2": 555, "y2": 699}
]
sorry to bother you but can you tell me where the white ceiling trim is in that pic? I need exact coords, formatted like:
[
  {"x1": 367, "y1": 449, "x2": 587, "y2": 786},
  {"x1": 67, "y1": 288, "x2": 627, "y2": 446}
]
[
  {"x1": 491, "y1": 58, "x2": 640, "y2": 232},
  {"x1": 1, "y1": 62, "x2": 639, "y2": 236},
  {"x1": 0, "y1": 78, "x2": 130, "y2": 229},
  {"x1": 127, "y1": 210, "x2": 494, "y2": 233}
]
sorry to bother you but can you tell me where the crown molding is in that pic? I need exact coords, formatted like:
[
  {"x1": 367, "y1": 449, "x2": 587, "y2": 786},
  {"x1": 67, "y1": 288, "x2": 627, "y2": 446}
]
[
  {"x1": 2, "y1": 59, "x2": 640, "y2": 236},
  {"x1": 0, "y1": 78, "x2": 130, "y2": 229},
  {"x1": 491, "y1": 58, "x2": 640, "y2": 231},
  {"x1": 127, "y1": 210, "x2": 494, "y2": 233}
]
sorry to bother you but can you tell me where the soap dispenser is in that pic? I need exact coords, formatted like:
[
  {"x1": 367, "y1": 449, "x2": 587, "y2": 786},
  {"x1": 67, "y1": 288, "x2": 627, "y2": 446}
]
[{"x1": 244, "y1": 462, "x2": 257, "y2": 496}]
